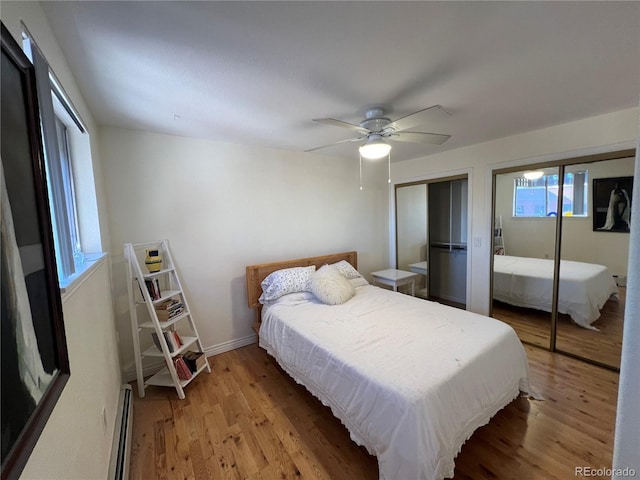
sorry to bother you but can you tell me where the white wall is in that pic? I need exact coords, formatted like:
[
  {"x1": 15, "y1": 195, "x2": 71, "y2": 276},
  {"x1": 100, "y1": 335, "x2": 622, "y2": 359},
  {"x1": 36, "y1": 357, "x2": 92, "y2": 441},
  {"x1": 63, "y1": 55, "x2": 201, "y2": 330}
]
[
  {"x1": 2, "y1": 4, "x2": 122, "y2": 479},
  {"x1": 495, "y1": 156, "x2": 634, "y2": 276},
  {"x1": 20, "y1": 260, "x2": 122, "y2": 480},
  {"x1": 99, "y1": 127, "x2": 390, "y2": 375},
  {"x1": 613, "y1": 134, "x2": 640, "y2": 478},
  {"x1": 392, "y1": 107, "x2": 638, "y2": 315}
]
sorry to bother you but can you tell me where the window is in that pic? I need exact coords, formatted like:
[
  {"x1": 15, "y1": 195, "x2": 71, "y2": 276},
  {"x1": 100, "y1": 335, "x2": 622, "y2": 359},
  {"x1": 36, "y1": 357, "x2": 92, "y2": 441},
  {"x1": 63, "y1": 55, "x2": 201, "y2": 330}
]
[
  {"x1": 54, "y1": 115, "x2": 82, "y2": 263},
  {"x1": 514, "y1": 171, "x2": 588, "y2": 218},
  {"x1": 22, "y1": 28, "x2": 92, "y2": 286}
]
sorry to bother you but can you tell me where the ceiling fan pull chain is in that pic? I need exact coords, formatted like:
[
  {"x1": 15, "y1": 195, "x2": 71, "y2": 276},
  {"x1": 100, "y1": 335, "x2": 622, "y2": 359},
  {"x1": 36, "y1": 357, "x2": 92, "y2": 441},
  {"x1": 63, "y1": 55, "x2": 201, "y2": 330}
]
[
  {"x1": 388, "y1": 152, "x2": 391, "y2": 184},
  {"x1": 359, "y1": 153, "x2": 363, "y2": 191}
]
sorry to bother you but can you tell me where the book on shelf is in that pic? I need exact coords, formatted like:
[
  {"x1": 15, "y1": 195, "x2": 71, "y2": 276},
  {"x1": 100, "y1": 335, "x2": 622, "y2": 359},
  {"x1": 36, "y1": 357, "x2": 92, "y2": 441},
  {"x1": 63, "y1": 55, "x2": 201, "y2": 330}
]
[
  {"x1": 151, "y1": 332, "x2": 163, "y2": 351},
  {"x1": 173, "y1": 356, "x2": 192, "y2": 381},
  {"x1": 144, "y1": 278, "x2": 161, "y2": 300},
  {"x1": 144, "y1": 279, "x2": 155, "y2": 299},
  {"x1": 153, "y1": 332, "x2": 171, "y2": 352},
  {"x1": 150, "y1": 331, "x2": 182, "y2": 353},
  {"x1": 171, "y1": 331, "x2": 183, "y2": 348},
  {"x1": 155, "y1": 298, "x2": 184, "y2": 321},
  {"x1": 164, "y1": 331, "x2": 179, "y2": 352},
  {"x1": 183, "y1": 351, "x2": 207, "y2": 373},
  {"x1": 156, "y1": 307, "x2": 184, "y2": 321}
]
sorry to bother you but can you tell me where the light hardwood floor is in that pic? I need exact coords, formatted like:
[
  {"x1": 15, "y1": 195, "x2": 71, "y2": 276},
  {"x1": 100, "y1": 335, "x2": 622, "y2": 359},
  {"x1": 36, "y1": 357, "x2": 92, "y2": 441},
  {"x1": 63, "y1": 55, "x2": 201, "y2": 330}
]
[
  {"x1": 493, "y1": 287, "x2": 625, "y2": 369},
  {"x1": 129, "y1": 343, "x2": 619, "y2": 480}
]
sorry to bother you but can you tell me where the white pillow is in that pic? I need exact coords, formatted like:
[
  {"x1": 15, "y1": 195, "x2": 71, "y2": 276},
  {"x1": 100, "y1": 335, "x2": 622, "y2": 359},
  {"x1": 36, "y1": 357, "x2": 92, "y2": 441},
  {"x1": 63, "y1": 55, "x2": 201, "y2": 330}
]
[
  {"x1": 332, "y1": 260, "x2": 363, "y2": 280},
  {"x1": 259, "y1": 266, "x2": 315, "y2": 304},
  {"x1": 349, "y1": 276, "x2": 369, "y2": 288},
  {"x1": 261, "y1": 291, "x2": 315, "y2": 307},
  {"x1": 309, "y1": 264, "x2": 355, "y2": 305}
]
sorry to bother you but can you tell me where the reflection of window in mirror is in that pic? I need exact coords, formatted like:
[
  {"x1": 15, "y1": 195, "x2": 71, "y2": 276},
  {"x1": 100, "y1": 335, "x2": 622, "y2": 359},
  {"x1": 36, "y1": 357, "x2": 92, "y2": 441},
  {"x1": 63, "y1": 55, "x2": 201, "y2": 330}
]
[
  {"x1": 492, "y1": 169, "x2": 558, "y2": 350},
  {"x1": 514, "y1": 171, "x2": 588, "y2": 218},
  {"x1": 493, "y1": 154, "x2": 632, "y2": 371}
]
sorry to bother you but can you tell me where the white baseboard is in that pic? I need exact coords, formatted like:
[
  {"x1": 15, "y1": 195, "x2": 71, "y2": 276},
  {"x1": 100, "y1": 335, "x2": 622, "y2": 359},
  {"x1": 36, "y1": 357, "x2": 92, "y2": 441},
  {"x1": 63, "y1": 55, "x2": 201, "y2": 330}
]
[
  {"x1": 202, "y1": 334, "x2": 257, "y2": 357},
  {"x1": 123, "y1": 334, "x2": 257, "y2": 383}
]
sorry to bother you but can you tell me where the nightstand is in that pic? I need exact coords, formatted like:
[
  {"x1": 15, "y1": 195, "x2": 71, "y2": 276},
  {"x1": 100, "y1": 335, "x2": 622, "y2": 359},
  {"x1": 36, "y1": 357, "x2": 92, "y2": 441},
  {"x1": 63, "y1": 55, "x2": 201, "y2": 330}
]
[
  {"x1": 408, "y1": 261, "x2": 428, "y2": 298},
  {"x1": 371, "y1": 269, "x2": 419, "y2": 296}
]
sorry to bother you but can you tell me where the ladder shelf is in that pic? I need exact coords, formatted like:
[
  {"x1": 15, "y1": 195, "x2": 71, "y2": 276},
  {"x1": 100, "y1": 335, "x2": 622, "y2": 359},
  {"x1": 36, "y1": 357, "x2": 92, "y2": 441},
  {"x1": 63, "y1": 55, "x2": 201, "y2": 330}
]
[
  {"x1": 125, "y1": 239, "x2": 211, "y2": 399},
  {"x1": 494, "y1": 215, "x2": 506, "y2": 255}
]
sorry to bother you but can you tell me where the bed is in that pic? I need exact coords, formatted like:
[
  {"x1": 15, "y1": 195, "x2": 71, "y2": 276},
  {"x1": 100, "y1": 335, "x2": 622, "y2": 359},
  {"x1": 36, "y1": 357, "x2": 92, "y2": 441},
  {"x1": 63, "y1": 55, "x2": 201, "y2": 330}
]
[
  {"x1": 493, "y1": 255, "x2": 618, "y2": 330},
  {"x1": 246, "y1": 252, "x2": 532, "y2": 480}
]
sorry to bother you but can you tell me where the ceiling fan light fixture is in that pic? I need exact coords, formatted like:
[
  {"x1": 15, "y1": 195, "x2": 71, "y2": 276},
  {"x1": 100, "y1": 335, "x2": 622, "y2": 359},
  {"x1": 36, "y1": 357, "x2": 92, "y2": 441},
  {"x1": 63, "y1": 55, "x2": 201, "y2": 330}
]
[
  {"x1": 523, "y1": 170, "x2": 544, "y2": 180},
  {"x1": 359, "y1": 135, "x2": 391, "y2": 160}
]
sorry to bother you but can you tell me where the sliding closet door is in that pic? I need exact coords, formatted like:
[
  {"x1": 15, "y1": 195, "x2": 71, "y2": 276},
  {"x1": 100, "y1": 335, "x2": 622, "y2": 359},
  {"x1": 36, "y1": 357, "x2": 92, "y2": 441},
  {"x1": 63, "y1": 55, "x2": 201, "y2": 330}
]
[
  {"x1": 396, "y1": 183, "x2": 428, "y2": 297},
  {"x1": 492, "y1": 168, "x2": 560, "y2": 349},
  {"x1": 428, "y1": 179, "x2": 467, "y2": 307},
  {"x1": 555, "y1": 158, "x2": 632, "y2": 368},
  {"x1": 395, "y1": 177, "x2": 468, "y2": 305}
]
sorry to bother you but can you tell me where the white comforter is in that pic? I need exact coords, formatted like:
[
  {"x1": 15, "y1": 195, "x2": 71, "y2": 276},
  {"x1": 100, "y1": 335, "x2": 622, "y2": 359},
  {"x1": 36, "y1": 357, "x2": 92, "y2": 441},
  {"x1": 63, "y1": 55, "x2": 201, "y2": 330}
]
[
  {"x1": 493, "y1": 255, "x2": 618, "y2": 329},
  {"x1": 259, "y1": 285, "x2": 531, "y2": 480}
]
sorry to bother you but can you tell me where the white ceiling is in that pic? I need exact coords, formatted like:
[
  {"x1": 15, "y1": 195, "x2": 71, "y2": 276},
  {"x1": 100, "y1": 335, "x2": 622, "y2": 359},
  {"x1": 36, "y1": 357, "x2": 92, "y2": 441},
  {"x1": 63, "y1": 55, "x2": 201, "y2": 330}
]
[{"x1": 41, "y1": 1, "x2": 640, "y2": 162}]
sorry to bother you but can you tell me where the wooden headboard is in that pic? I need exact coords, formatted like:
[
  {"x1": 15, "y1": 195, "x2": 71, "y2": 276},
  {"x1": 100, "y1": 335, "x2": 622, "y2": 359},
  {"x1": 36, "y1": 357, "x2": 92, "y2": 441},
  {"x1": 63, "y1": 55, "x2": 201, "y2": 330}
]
[{"x1": 245, "y1": 251, "x2": 357, "y2": 328}]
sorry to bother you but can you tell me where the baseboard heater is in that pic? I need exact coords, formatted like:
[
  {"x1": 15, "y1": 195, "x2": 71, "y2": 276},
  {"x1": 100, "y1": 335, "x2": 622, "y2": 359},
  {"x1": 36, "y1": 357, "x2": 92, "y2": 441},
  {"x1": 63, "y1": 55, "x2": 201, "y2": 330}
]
[{"x1": 108, "y1": 385, "x2": 133, "y2": 480}]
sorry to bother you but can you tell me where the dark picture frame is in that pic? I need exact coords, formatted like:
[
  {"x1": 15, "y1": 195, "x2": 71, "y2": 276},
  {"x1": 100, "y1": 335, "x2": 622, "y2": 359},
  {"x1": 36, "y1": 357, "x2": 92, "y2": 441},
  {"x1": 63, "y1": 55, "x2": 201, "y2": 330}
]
[
  {"x1": 1, "y1": 23, "x2": 70, "y2": 480},
  {"x1": 592, "y1": 176, "x2": 633, "y2": 233}
]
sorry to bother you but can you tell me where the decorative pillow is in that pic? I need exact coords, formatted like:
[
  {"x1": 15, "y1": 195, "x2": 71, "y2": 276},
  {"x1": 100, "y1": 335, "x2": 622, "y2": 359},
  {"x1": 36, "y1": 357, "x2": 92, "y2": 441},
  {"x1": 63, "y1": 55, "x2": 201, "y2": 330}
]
[
  {"x1": 259, "y1": 266, "x2": 315, "y2": 304},
  {"x1": 261, "y1": 291, "x2": 315, "y2": 307},
  {"x1": 349, "y1": 276, "x2": 369, "y2": 288},
  {"x1": 332, "y1": 260, "x2": 363, "y2": 280},
  {"x1": 309, "y1": 264, "x2": 356, "y2": 305}
]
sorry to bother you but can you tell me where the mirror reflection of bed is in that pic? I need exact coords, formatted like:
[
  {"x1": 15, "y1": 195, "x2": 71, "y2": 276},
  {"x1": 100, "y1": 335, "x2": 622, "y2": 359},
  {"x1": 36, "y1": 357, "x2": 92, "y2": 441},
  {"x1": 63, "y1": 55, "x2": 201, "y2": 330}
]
[
  {"x1": 491, "y1": 156, "x2": 632, "y2": 370},
  {"x1": 492, "y1": 285, "x2": 624, "y2": 367}
]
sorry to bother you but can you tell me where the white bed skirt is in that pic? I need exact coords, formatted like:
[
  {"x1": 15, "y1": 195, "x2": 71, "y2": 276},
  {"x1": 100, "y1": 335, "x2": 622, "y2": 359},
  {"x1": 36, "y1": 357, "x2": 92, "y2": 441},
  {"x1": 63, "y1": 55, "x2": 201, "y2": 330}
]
[
  {"x1": 493, "y1": 255, "x2": 618, "y2": 329},
  {"x1": 260, "y1": 285, "x2": 531, "y2": 480}
]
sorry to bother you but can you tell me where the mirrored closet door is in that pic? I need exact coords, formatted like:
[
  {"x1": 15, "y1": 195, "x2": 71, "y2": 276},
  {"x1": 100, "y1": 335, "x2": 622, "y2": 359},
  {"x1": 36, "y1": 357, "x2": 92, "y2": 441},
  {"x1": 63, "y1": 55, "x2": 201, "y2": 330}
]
[
  {"x1": 491, "y1": 150, "x2": 634, "y2": 370},
  {"x1": 396, "y1": 183, "x2": 428, "y2": 298},
  {"x1": 491, "y1": 167, "x2": 560, "y2": 349},
  {"x1": 556, "y1": 158, "x2": 632, "y2": 368},
  {"x1": 396, "y1": 176, "x2": 468, "y2": 307}
]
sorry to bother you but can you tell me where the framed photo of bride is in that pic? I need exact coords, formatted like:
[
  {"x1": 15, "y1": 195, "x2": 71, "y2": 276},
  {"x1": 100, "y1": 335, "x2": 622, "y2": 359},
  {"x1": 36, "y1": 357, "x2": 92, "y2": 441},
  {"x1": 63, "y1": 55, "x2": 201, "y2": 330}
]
[{"x1": 592, "y1": 176, "x2": 633, "y2": 233}]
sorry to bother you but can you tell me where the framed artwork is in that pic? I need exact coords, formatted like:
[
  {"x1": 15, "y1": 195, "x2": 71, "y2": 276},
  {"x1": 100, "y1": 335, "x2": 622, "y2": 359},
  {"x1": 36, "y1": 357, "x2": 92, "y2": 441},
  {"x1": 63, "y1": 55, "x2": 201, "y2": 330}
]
[
  {"x1": 592, "y1": 176, "x2": 633, "y2": 232},
  {"x1": 1, "y1": 23, "x2": 70, "y2": 480}
]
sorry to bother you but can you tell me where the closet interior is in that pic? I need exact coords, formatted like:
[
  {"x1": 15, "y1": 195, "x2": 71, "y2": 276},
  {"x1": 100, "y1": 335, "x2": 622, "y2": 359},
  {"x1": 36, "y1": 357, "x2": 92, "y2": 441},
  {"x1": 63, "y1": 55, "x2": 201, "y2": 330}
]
[{"x1": 396, "y1": 176, "x2": 468, "y2": 308}]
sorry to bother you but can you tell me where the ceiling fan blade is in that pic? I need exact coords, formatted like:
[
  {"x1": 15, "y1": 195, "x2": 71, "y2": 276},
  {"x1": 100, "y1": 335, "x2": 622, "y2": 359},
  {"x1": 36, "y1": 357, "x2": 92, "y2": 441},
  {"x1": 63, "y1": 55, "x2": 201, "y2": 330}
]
[
  {"x1": 390, "y1": 131, "x2": 451, "y2": 145},
  {"x1": 386, "y1": 105, "x2": 451, "y2": 132},
  {"x1": 304, "y1": 136, "x2": 365, "y2": 153},
  {"x1": 313, "y1": 118, "x2": 370, "y2": 134}
]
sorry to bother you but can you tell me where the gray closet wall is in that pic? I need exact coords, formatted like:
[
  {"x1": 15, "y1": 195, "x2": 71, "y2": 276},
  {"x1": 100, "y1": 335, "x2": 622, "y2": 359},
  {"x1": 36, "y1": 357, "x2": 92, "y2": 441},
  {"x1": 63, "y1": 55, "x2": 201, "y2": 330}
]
[
  {"x1": 395, "y1": 176, "x2": 468, "y2": 307},
  {"x1": 428, "y1": 179, "x2": 467, "y2": 305}
]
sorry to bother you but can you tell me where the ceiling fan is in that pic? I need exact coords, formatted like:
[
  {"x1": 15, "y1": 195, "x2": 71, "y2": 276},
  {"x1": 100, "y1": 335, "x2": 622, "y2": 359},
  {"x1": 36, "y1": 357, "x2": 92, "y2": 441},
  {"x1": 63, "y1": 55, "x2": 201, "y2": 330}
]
[{"x1": 306, "y1": 105, "x2": 451, "y2": 159}]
